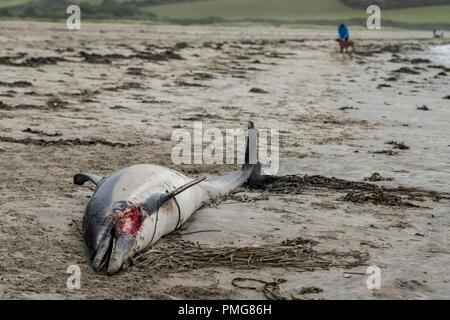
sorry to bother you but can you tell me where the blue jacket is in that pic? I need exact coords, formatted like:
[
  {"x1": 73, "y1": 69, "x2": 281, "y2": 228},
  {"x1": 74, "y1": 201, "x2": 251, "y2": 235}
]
[{"x1": 338, "y1": 25, "x2": 349, "y2": 39}]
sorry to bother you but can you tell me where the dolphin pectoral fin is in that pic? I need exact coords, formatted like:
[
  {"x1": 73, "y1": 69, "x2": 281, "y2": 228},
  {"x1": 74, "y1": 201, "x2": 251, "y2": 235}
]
[{"x1": 74, "y1": 173, "x2": 103, "y2": 186}]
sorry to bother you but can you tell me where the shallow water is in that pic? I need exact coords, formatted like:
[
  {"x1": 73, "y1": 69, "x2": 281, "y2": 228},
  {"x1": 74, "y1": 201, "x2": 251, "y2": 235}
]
[{"x1": 428, "y1": 44, "x2": 450, "y2": 66}]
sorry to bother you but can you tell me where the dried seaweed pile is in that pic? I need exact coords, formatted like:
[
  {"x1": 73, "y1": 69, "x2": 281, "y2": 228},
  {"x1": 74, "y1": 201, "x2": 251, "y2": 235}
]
[
  {"x1": 132, "y1": 238, "x2": 369, "y2": 274},
  {"x1": 340, "y1": 190, "x2": 420, "y2": 207},
  {"x1": 0, "y1": 136, "x2": 137, "y2": 148},
  {"x1": 250, "y1": 174, "x2": 450, "y2": 206},
  {"x1": 231, "y1": 277, "x2": 323, "y2": 300}
]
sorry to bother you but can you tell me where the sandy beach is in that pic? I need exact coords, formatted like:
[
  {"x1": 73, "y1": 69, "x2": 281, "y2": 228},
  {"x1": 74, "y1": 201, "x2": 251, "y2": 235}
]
[{"x1": 0, "y1": 21, "x2": 449, "y2": 299}]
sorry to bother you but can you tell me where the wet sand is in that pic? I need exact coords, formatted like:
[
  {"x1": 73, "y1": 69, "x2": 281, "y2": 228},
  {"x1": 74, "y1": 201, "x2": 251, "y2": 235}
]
[{"x1": 0, "y1": 21, "x2": 449, "y2": 299}]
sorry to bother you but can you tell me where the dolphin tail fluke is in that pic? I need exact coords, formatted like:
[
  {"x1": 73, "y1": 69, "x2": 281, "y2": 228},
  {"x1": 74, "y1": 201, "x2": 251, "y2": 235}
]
[
  {"x1": 199, "y1": 121, "x2": 271, "y2": 199},
  {"x1": 247, "y1": 162, "x2": 274, "y2": 186},
  {"x1": 74, "y1": 173, "x2": 103, "y2": 186},
  {"x1": 244, "y1": 121, "x2": 274, "y2": 186}
]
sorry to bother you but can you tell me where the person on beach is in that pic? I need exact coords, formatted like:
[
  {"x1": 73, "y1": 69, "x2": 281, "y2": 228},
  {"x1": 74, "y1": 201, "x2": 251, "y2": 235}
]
[
  {"x1": 338, "y1": 24, "x2": 350, "y2": 42},
  {"x1": 336, "y1": 23, "x2": 355, "y2": 53}
]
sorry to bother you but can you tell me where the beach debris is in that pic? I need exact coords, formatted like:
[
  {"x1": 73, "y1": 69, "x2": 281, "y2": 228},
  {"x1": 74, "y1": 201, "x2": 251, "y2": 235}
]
[
  {"x1": 393, "y1": 67, "x2": 420, "y2": 75},
  {"x1": 389, "y1": 55, "x2": 409, "y2": 63},
  {"x1": 343, "y1": 271, "x2": 366, "y2": 277},
  {"x1": 79, "y1": 51, "x2": 126, "y2": 64},
  {"x1": 134, "y1": 49, "x2": 183, "y2": 61},
  {"x1": 339, "y1": 106, "x2": 358, "y2": 111},
  {"x1": 386, "y1": 141, "x2": 409, "y2": 150},
  {"x1": 0, "y1": 80, "x2": 32, "y2": 88},
  {"x1": 231, "y1": 194, "x2": 269, "y2": 203},
  {"x1": 296, "y1": 287, "x2": 323, "y2": 294},
  {"x1": 126, "y1": 67, "x2": 143, "y2": 75},
  {"x1": 340, "y1": 190, "x2": 419, "y2": 207},
  {"x1": 133, "y1": 238, "x2": 369, "y2": 275},
  {"x1": 371, "y1": 149, "x2": 399, "y2": 156},
  {"x1": 0, "y1": 146, "x2": 5, "y2": 152},
  {"x1": 105, "y1": 82, "x2": 146, "y2": 91},
  {"x1": 0, "y1": 53, "x2": 26, "y2": 66},
  {"x1": 0, "y1": 101, "x2": 46, "y2": 111},
  {"x1": 22, "y1": 56, "x2": 66, "y2": 67},
  {"x1": 120, "y1": 82, "x2": 146, "y2": 90},
  {"x1": 388, "y1": 220, "x2": 412, "y2": 229},
  {"x1": 364, "y1": 172, "x2": 394, "y2": 182},
  {"x1": 0, "y1": 55, "x2": 65, "y2": 67},
  {"x1": 427, "y1": 65, "x2": 450, "y2": 72},
  {"x1": 231, "y1": 277, "x2": 323, "y2": 300},
  {"x1": 0, "y1": 136, "x2": 137, "y2": 148},
  {"x1": 79, "y1": 47, "x2": 183, "y2": 65},
  {"x1": 22, "y1": 128, "x2": 62, "y2": 137},
  {"x1": 192, "y1": 72, "x2": 215, "y2": 80},
  {"x1": 175, "y1": 80, "x2": 207, "y2": 87},
  {"x1": 263, "y1": 207, "x2": 292, "y2": 214},
  {"x1": 110, "y1": 105, "x2": 130, "y2": 110},
  {"x1": 281, "y1": 237, "x2": 319, "y2": 251},
  {"x1": 444, "y1": 96, "x2": 450, "y2": 100},
  {"x1": 174, "y1": 42, "x2": 189, "y2": 50},
  {"x1": 46, "y1": 98, "x2": 69, "y2": 109},
  {"x1": 248, "y1": 174, "x2": 450, "y2": 204},
  {"x1": 231, "y1": 277, "x2": 288, "y2": 300},
  {"x1": 416, "y1": 105, "x2": 430, "y2": 111},
  {"x1": 249, "y1": 88, "x2": 269, "y2": 94},
  {"x1": 410, "y1": 58, "x2": 431, "y2": 64}
]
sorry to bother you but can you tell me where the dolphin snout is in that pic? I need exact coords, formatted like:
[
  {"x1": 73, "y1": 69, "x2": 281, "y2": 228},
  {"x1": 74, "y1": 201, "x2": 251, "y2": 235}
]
[
  {"x1": 107, "y1": 233, "x2": 136, "y2": 275},
  {"x1": 86, "y1": 204, "x2": 145, "y2": 274},
  {"x1": 92, "y1": 232, "x2": 112, "y2": 271}
]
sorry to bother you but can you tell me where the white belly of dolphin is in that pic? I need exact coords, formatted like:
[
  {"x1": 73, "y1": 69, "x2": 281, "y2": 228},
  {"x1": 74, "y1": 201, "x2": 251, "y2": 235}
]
[{"x1": 111, "y1": 164, "x2": 207, "y2": 250}]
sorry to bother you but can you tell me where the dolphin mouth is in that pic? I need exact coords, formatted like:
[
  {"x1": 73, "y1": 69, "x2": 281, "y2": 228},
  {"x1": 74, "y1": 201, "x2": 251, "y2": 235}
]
[
  {"x1": 91, "y1": 226, "x2": 137, "y2": 275},
  {"x1": 92, "y1": 231, "x2": 113, "y2": 272},
  {"x1": 91, "y1": 205, "x2": 143, "y2": 275},
  {"x1": 107, "y1": 233, "x2": 136, "y2": 275},
  {"x1": 91, "y1": 221, "x2": 115, "y2": 272}
]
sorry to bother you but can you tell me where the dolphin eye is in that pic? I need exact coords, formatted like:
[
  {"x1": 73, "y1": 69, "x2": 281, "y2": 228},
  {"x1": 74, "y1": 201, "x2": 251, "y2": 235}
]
[{"x1": 113, "y1": 201, "x2": 127, "y2": 212}]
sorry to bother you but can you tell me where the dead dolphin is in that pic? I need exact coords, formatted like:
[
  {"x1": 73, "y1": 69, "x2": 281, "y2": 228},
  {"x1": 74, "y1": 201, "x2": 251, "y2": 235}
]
[{"x1": 74, "y1": 122, "x2": 269, "y2": 275}]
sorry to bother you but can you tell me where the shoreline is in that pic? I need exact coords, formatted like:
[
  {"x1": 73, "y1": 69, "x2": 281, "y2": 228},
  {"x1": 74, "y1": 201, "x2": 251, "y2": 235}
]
[{"x1": 0, "y1": 17, "x2": 449, "y2": 31}]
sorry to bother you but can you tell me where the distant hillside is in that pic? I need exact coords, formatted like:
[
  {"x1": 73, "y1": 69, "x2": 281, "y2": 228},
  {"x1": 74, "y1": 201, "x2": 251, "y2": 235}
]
[
  {"x1": 341, "y1": 0, "x2": 450, "y2": 10},
  {"x1": 0, "y1": 0, "x2": 157, "y2": 19},
  {"x1": 144, "y1": 0, "x2": 450, "y2": 28},
  {"x1": 0, "y1": 0, "x2": 449, "y2": 29}
]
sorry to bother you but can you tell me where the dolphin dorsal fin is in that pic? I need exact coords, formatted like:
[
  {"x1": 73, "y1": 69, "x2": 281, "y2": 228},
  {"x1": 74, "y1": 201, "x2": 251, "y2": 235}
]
[{"x1": 74, "y1": 173, "x2": 103, "y2": 186}]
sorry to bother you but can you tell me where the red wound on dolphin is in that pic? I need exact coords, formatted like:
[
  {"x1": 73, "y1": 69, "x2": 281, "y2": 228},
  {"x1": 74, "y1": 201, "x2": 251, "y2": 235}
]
[{"x1": 114, "y1": 205, "x2": 144, "y2": 236}]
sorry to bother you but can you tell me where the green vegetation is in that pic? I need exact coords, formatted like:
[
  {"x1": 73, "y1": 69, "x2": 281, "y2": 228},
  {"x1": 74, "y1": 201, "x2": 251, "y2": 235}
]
[
  {"x1": 0, "y1": 0, "x2": 157, "y2": 19},
  {"x1": 0, "y1": 0, "x2": 34, "y2": 9},
  {"x1": 341, "y1": 0, "x2": 450, "y2": 10},
  {"x1": 0, "y1": 0, "x2": 449, "y2": 29},
  {"x1": 148, "y1": 0, "x2": 363, "y2": 22},
  {"x1": 146, "y1": 0, "x2": 450, "y2": 28}
]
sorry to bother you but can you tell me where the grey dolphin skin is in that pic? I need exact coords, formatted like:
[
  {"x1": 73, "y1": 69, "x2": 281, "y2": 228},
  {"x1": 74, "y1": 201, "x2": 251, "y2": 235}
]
[{"x1": 74, "y1": 122, "x2": 270, "y2": 275}]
